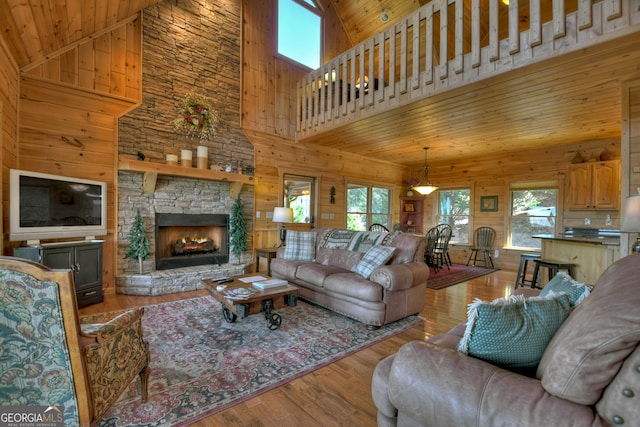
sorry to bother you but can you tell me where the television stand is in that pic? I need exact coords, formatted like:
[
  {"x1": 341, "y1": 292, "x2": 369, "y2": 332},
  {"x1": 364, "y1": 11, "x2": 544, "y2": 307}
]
[{"x1": 13, "y1": 240, "x2": 104, "y2": 308}]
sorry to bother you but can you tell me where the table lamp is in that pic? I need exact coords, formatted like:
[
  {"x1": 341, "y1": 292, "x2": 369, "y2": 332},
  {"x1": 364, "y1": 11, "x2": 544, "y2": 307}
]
[
  {"x1": 273, "y1": 207, "x2": 293, "y2": 246},
  {"x1": 621, "y1": 194, "x2": 640, "y2": 254}
]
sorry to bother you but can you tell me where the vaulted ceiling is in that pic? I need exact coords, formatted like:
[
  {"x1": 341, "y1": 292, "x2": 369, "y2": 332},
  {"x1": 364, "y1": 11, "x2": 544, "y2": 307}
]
[{"x1": 1, "y1": 0, "x2": 637, "y2": 168}]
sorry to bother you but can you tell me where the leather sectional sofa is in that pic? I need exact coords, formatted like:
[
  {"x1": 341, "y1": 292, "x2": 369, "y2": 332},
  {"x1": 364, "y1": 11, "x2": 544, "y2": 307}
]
[
  {"x1": 372, "y1": 253, "x2": 640, "y2": 426},
  {"x1": 270, "y1": 227, "x2": 429, "y2": 328}
]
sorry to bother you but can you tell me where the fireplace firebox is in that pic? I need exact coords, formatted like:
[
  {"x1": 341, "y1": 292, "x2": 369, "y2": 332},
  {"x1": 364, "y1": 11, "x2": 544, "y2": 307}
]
[{"x1": 155, "y1": 213, "x2": 229, "y2": 270}]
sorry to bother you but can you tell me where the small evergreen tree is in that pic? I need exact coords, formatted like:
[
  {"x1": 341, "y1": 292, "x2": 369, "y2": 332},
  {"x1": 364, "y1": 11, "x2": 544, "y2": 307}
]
[
  {"x1": 125, "y1": 210, "x2": 150, "y2": 274},
  {"x1": 230, "y1": 194, "x2": 248, "y2": 263}
]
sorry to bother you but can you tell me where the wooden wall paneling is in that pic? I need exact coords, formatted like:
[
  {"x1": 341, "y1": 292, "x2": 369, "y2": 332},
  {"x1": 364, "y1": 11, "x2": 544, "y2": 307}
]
[
  {"x1": 110, "y1": 25, "x2": 127, "y2": 97},
  {"x1": 250, "y1": 131, "x2": 405, "y2": 248},
  {"x1": 60, "y1": 49, "x2": 78, "y2": 85},
  {"x1": 18, "y1": 19, "x2": 142, "y2": 102},
  {"x1": 78, "y1": 41, "x2": 96, "y2": 90},
  {"x1": 17, "y1": 76, "x2": 138, "y2": 292},
  {"x1": 94, "y1": 33, "x2": 111, "y2": 93},
  {"x1": 620, "y1": 79, "x2": 640, "y2": 256},
  {"x1": 0, "y1": 36, "x2": 20, "y2": 254},
  {"x1": 242, "y1": 0, "x2": 353, "y2": 140},
  {"x1": 125, "y1": 19, "x2": 141, "y2": 100}
]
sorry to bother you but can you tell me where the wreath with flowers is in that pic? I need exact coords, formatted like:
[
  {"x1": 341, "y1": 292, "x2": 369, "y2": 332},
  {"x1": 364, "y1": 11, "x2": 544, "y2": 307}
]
[{"x1": 172, "y1": 92, "x2": 220, "y2": 141}]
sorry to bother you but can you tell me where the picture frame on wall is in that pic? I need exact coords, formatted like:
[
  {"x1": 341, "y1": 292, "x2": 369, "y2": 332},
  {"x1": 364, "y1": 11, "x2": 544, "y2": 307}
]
[{"x1": 480, "y1": 195, "x2": 498, "y2": 212}]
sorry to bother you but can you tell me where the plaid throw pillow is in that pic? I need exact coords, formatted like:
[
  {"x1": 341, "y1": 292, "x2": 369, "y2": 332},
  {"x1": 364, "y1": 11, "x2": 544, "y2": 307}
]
[
  {"x1": 283, "y1": 231, "x2": 316, "y2": 261},
  {"x1": 353, "y1": 245, "x2": 395, "y2": 279}
]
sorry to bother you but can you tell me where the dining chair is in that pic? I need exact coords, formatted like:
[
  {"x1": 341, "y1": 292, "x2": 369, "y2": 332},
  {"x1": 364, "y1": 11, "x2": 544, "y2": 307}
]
[
  {"x1": 369, "y1": 223, "x2": 389, "y2": 232},
  {"x1": 424, "y1": 226, "x2": 440, "y2": 273},
  {"x1": 466, "y1": 226, "x2": 496, "y2": 268},
  {"x1": 433, "y1": 224, "x2": 453, "y2": 270}
]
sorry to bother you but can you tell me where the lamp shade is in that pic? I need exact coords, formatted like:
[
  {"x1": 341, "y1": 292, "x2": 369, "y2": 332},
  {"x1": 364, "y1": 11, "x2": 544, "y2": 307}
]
[
  {"x1": 273, "y1": 207, "x2": 293, "y2": 223},
  {"x1": 621, "y1": 195, "x2": 640, "y2": 233},
  {"x1": 413, "y1": 184, "x2": 438, "y2": 195}
]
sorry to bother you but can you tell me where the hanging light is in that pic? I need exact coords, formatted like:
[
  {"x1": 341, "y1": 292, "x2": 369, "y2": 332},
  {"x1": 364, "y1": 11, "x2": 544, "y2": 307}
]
[{"x1": 413, "y1": 147, "x2": 439, "y2": 195}]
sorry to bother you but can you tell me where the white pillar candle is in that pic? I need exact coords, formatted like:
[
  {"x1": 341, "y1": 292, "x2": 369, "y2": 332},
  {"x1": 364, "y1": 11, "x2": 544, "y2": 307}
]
[
  {"x1": 196, "y1": 146, "x2": 208, "y2": 169},
  {"x1": 181, "y1": 150, "x2": 192, "y2": 167},
  {"x1": 166, "y1": 154, "x2": 178, "y2": 165}
]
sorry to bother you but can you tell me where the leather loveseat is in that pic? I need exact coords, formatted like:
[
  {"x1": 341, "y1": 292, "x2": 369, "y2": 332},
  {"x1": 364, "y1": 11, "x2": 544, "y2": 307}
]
[
  {"x1": 270, "y1": 227, "x2": 429, "y2": 328},
  {"x1": 372, "y1": 253, "x2": 640, "y2": 426}
]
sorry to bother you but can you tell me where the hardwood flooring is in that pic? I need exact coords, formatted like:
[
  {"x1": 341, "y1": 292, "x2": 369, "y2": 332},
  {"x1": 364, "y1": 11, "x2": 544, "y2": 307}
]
[{"x1": 79, "y1": 268, "x2": 517, "y2": 426}]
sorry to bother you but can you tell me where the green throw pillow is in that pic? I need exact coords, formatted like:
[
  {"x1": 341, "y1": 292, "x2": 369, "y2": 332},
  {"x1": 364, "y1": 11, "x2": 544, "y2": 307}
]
[
  {"x1": 283, "y1": 231, "x2": 316, "y2": 261},
  {"x1": 539, "y1": 272, "x2": 591, "y2": 306},
  {"x1": 353, "y1": 245, "x2": 395, "y2": 279},
  {"x1": 457, "y1": 293, "x2": 571, "y2": 369}
]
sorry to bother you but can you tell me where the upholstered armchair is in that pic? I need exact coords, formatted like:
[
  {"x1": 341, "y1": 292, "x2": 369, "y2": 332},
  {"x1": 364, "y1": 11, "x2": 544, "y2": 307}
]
[{"x1": 0, "y1": 256, "x2": 149, "y2": 426}]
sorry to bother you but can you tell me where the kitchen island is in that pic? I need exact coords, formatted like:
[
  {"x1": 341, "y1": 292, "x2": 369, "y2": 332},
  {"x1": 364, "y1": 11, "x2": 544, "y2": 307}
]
[{"x1": 533, "y1": 228, "x2": 620, "y2": 285}]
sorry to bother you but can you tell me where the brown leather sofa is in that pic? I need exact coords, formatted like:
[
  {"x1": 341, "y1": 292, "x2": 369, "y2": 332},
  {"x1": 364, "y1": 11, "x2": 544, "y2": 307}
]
[
  {"x1": 271, "y1": 228, "x2": 429, "y2": 327},
  {"x1": 372, "y1": 253, "x2": 640, "y2": 426}
]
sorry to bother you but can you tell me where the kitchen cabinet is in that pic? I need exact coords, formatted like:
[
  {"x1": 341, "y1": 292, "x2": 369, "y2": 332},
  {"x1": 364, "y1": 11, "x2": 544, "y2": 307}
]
[
  {"x1": 567, "y1": 160, "x2": 620, "y2": 210},
  {"x1": 400, "y1": 196, "x2": 424, "y2": 233},
  {"x1": 14, "y1": 241, "x2": 104, "y2": 307}
]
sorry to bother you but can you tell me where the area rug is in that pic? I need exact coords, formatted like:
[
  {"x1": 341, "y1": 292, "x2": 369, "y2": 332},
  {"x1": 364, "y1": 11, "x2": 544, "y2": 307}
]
[
  {"x1": 90, "y1": 296, "x2": 422, "y2": 426},
  {"x1": 427, "y1": 264, "x2": 497, "y2": 290}
]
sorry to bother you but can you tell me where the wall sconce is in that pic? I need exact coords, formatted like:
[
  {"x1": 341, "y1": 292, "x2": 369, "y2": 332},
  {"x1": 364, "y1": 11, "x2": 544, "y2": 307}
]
[{"x1": 273, "y1": 207, "x2": 293, "y2": 246}]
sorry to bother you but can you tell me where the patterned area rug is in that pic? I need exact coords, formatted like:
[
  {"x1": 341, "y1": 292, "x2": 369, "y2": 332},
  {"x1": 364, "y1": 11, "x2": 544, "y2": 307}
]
[
  {"x1": 427, "y1": 264, "x2": 497, "y2": 290},
  {"x1": 91, "y1": 296, "x2": 422, "y2": 426}
]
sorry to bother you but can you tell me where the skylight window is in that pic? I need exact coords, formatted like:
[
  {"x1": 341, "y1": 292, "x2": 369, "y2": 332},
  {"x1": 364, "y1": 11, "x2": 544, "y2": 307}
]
[{"x1": 277, "y1": 0, "x2": 322, "y2": 70}]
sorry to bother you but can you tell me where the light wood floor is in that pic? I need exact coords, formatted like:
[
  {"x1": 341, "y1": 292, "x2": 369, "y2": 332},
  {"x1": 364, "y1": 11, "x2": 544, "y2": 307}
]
[{"x1": 79, "y1": 268, "x2": 518, "y2": 426}]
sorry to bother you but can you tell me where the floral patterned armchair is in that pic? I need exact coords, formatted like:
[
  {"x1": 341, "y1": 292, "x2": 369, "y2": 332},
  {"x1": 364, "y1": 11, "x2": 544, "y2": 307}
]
[{"x1": 0, "y1": 256, "x2": 149, "y2": 426}]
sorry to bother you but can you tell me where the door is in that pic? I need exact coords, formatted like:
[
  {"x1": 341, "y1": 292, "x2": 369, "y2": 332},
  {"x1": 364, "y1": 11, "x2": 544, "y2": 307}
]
[{"x1": 284, "y1": 174, "x2": 316, "y2": 231}]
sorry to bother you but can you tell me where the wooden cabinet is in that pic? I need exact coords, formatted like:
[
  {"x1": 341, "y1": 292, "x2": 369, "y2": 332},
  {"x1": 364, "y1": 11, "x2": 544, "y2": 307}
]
[
  {"x1": 400, "y1": 196, "x2": 424, "y2": 234},
  {"x1": 567, "y1": 160, "x2": 620, "y2": 210},
  {"x1": 14, "y1": 241, "x2": 104, "y2": 307}
]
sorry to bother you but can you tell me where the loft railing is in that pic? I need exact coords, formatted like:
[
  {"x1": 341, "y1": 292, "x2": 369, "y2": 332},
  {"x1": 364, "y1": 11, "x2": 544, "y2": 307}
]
[{"x1": 296, "y1": 0, "x2": 640, "y2": 139}]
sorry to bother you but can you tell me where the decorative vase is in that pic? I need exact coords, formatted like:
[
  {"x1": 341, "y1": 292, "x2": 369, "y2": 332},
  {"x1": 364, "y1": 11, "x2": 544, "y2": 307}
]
[{"x1": 406, "y1": 190, "x2": 414, "y2": 197}]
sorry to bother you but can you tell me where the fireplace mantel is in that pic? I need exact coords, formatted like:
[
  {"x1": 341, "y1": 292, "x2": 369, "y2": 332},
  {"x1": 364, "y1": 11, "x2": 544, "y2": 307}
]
[{"x1": 119, "y1": 158, "x2": 255, "y2": 198}]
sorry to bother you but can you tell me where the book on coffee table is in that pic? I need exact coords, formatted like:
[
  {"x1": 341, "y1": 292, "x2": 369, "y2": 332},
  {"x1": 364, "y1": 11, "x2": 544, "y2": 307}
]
[
  {"x1": 223, "y1": 287, "x2": 259, "y2": 300},
  {"x1": 253, "y1": 278, "x2": 288, "y2": 290}
]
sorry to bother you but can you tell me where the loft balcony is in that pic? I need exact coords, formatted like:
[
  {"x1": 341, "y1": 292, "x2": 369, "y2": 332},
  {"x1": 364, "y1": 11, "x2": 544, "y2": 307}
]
[{"x1": 295, "y1": 0, "x2": 640, "y2": 143}]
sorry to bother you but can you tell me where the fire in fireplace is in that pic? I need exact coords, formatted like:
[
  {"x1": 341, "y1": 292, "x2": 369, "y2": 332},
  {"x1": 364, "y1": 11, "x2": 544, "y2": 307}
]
[{"x1": 155, "y1": 213, "x2": 229, "y2": 270}]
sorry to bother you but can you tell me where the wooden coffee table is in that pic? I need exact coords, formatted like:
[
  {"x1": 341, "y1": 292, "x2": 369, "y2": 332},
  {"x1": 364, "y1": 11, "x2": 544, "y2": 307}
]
[{"x1": 202, "y1": 274, "x2": 299, "y2": 330}]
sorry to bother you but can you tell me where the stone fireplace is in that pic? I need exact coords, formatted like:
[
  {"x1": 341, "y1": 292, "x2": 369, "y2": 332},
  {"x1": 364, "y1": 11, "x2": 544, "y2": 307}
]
[
  {"x1": 155, "y1": 213, "x2": 229, "y2": 270},
  {"x1": 115, "y1": 172, "x2": 251, "y2": 296}
]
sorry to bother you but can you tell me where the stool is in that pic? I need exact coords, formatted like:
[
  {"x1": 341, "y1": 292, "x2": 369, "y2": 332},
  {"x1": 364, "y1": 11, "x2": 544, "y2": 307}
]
[
  {"x1": 531, "y1": 259, "x2": 576, "y2": 289},
  {"x1": 514, "y1": 253, "x2": 541, "y2": 289}
]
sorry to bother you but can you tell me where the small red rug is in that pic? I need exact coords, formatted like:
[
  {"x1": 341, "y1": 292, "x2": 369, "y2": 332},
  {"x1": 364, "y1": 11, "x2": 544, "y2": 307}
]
[{"x1": 427, "y1": 264, "x2": 497, "y2": 290}]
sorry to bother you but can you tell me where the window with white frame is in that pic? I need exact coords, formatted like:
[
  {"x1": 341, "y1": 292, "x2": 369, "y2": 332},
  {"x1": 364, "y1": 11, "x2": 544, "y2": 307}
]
[
  {"x1": 277, "y1": 0, "x2": 322, "y2": 70},
  {"x1": 437, "y1": 189, "x2": 471, "y2": 244},
  {"x1": 347, "y1": 182, "x2": 391, "y2": 231},
  {"x1": 509, "y1": 183, "x2": 558, "y2": 250}
]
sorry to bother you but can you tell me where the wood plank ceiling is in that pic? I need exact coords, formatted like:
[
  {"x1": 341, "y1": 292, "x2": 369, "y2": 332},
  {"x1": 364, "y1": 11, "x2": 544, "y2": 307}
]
[{"x1": 0, "y1": 0, "x2": 635, "y2": 168}]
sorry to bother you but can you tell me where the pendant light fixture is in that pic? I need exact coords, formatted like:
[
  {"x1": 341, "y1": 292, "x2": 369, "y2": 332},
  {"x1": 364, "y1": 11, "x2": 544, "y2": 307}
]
[{"x1": 413, "y1": 147, "x2": 439, "y2": 195}]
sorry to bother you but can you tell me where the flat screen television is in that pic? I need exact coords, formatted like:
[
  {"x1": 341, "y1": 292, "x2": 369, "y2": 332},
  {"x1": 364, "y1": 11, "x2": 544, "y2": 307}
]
[{"x1": 10, "y1": 169, "x2": 107, "y2": 243}]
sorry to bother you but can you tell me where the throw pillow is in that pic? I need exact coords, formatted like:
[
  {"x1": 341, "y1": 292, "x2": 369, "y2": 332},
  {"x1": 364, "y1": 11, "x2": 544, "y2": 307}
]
[
  {"x1": 457, "y1": 293, "x2": 571, "y2": 369},
  {"x1": 539, "y1": 272, "x2": 592, "y2": 306},
  {"x1": 283, "y1": 231, "x2": 316, "y2": 261},
  {"x1": 353, "y1": 245, "x2": 395, "y2": 279}
]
